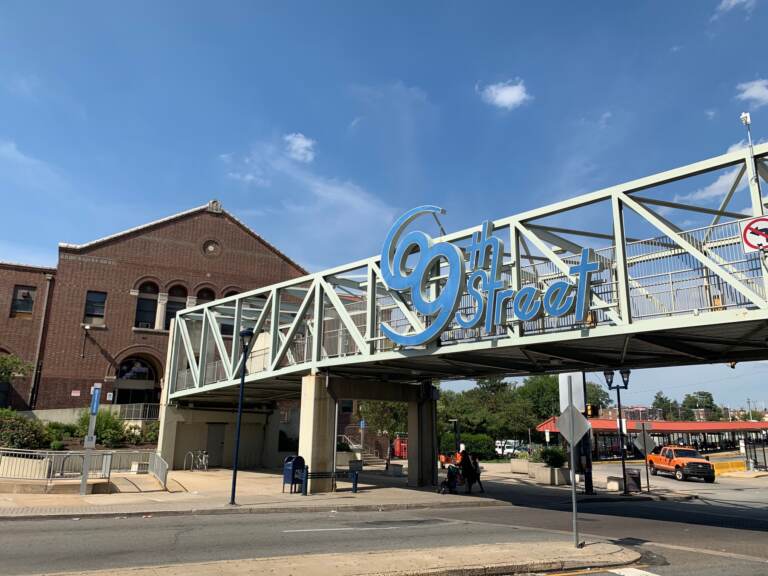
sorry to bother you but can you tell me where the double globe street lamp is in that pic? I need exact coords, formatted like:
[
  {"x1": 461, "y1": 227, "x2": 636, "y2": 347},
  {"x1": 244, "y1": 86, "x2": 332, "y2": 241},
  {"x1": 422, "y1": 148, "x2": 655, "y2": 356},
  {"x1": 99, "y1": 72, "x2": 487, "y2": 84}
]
[
  {"x1": 603, "y1": 368, "x2": 631, "y2": 495},
  {"x1": 230, "y1": 327, "x2": 255, "y2": 506}
]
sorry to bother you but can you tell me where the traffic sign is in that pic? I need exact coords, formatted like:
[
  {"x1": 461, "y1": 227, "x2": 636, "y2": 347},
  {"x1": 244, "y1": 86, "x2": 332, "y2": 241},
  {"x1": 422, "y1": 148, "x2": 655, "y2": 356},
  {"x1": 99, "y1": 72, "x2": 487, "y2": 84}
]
[
  {"x1": 740, "y1": 217, "x2": 768, "y2": 253},
  {"x1": 558, "y1": 404, "x2": 591, "y2": 445},
  {"x1": 633, "y1": 432, "x2": 656, "y2": 456},
  {"x1": 89, "y1": 383, "x2": 102, "y2": 415}
]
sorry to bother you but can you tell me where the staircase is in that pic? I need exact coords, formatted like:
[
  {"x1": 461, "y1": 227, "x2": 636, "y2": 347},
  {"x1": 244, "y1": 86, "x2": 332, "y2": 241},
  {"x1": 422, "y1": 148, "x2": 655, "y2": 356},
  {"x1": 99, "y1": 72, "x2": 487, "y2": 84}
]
[{"x1": 342, "y1": 425, "x2": 390, "y2": 467}]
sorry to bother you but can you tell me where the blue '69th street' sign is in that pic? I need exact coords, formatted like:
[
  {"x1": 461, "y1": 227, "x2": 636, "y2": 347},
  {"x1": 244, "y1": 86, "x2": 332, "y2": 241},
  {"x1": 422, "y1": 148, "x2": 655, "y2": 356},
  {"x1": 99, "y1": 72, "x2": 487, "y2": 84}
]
[{"x1": 380, "y1": 206, "x2": 599, "y2": 347}]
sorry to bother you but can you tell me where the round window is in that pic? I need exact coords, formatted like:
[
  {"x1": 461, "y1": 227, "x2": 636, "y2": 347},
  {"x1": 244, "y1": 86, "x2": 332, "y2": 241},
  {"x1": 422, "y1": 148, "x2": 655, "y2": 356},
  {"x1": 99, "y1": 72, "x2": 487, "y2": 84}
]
[{"x1": 202, "y1": 240, "x2": 222, "y2": 257}]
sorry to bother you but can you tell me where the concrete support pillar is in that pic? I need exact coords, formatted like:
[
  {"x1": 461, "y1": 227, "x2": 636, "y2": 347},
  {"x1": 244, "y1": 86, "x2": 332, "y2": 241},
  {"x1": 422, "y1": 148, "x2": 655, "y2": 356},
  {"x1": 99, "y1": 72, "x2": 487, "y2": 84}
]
[
  {"x1": 407, "y1": 383, "x2": 438, "y2": 488},
  {"x1": 298, "y1": 374, "x2": 336, "y2": 493},
  {"x1": 155, "y1": 293, "x2": 168, "y2": 331}
]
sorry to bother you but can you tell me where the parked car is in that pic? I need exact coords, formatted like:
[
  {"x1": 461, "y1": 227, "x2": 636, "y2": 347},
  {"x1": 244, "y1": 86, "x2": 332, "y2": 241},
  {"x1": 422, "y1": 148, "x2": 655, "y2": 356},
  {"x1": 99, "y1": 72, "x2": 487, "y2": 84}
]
[
  {"x1": 495, "y1": 440, "x2": 527, "y2": 457},
  {"x1": 646, "y1": 445, "x2": 715, "y2": 482}
]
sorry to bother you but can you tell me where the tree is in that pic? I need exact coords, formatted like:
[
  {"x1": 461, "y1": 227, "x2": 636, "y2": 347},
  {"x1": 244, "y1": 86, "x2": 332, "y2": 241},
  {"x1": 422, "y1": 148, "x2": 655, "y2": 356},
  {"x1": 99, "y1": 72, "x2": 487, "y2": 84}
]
[
  {"x1": 358, "y1": 401, "x2": 408, "y2": 435},
  {"x1": 0, "y1": 354, "x2": 31, "y2": 385},
  {"x1": 652, "y1": 391, "x2": 680, "y2": 420},
  {"x1": 681, "y1": 391, "x2": 722, "y2": 421},
  {"x1": 586, "y1": 382, "x2": 612, "y2": 409},
  {"x1": 514, "y1": 375, "x2": 560, "y2": 422}
]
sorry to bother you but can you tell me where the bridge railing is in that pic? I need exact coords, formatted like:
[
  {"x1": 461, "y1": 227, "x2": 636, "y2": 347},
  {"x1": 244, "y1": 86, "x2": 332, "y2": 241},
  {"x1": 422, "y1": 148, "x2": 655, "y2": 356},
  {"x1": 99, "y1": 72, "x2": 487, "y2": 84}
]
[{"x1": 167, "y1": 144, "x2": 768, "y2": 396}]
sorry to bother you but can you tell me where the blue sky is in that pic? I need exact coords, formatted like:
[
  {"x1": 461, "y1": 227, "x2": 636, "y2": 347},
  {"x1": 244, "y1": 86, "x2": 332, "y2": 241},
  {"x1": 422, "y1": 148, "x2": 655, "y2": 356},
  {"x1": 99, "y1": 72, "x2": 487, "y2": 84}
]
[{"x1": 1, "y1": 1, "x2": 768, "y2": 408}]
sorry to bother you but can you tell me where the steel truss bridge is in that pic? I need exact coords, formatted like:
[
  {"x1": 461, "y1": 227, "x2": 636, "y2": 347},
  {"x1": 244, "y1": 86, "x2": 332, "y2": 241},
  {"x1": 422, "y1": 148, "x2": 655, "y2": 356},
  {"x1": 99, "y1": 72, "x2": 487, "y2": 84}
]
[{"x1": 168, "y1": 144, "x2": 768, "y2": 407}]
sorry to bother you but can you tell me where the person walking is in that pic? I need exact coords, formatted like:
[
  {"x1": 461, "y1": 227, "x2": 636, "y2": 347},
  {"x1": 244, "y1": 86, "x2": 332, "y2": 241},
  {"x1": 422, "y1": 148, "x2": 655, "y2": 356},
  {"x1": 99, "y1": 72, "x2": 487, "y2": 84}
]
[
  {"x1": 459, "y1": 449, "x2": 476, "y2": 493},
  {"x1": 471, "y1": 454, "x2": 484, "y2": 493}
]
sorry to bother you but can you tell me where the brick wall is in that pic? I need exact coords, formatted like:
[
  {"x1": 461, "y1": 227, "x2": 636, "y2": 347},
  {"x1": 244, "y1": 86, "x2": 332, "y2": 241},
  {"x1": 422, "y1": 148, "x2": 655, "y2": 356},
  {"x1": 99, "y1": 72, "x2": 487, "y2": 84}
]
[
  {"x1": 0, "y1": 263, "x2": 55, "y2": 409},
  {"x1": 3, "y1": 205, "x2": 305, "y2": 409}
]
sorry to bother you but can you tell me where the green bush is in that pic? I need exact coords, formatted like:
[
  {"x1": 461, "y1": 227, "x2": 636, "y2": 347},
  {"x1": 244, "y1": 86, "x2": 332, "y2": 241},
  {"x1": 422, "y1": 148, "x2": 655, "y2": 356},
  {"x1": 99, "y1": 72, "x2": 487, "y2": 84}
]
[
  {"x1": 0, "y1": 409, "x2": 49, "y2": 449},
  {"x1": 141, "y1": 421, "x2": 160, "y2": 444},
  {"x1": 49, "y1": 440, "x2": 65, "y2": 451},
  {"x1": 44, "y1": 421, "x2": 77, "y2": 442},
  {"x1": 539, "y1": 447, "x2": 567, "y2": 468},
  {"x1": 76, "y1": 409, "x2": 126, "y2": 448},
  {"x1": 460, "y1": 433, "x2": 496, "y2": 459}
]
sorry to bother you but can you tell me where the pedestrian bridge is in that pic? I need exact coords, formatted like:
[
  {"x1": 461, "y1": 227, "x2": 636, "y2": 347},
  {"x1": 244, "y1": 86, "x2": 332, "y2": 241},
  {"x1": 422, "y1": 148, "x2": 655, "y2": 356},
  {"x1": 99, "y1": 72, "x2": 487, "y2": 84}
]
[{"x1": 166, "y1": 143, "x2": 768, "y2": 407}]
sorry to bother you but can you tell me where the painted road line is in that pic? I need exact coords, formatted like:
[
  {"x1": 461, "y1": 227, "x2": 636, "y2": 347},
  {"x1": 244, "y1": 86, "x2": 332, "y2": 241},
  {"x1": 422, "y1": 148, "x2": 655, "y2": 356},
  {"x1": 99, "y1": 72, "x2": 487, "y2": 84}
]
[
  {"x1": 610, "y1": 568, "x2": 659, "y2": 576},
  {"x1": 283, "y1": 523, "x2": 456, "y2": 533}
]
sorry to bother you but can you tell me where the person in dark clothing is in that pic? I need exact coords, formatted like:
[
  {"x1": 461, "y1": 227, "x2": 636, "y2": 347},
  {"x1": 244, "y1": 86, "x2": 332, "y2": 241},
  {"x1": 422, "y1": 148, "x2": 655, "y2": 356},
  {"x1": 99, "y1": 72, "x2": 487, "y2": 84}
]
[
  {"x1": 459, "y1": 449, "x2": 476, "y2": 493},
  {"x1": 471, "y1": 454, "x2": 484, "y2": 493}
]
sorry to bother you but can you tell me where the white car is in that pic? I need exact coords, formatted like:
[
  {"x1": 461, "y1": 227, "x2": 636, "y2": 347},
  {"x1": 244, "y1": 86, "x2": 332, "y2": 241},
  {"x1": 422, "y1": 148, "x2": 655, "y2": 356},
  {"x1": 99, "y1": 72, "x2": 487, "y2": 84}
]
[{"x1": 495, "y1": 440, "x2": 525, "y2": 457}]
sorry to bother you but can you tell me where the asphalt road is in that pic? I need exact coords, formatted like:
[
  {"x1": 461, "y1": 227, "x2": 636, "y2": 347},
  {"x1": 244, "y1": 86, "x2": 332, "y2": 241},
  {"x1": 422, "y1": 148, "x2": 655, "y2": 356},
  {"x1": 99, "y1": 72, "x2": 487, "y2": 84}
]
[{"x1": 2, "y1": 477, "x2": 766, "y2": 576}]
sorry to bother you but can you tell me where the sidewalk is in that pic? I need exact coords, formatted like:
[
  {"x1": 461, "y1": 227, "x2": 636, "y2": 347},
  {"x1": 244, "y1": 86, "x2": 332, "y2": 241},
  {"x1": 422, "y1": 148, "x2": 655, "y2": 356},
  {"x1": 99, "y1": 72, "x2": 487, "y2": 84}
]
[
  {"x1": 0, "y1": 469, "x2": 501, "y2": 520},
  {"x1": 44, "y1": 541, "x2": 640, "y2": 576}
]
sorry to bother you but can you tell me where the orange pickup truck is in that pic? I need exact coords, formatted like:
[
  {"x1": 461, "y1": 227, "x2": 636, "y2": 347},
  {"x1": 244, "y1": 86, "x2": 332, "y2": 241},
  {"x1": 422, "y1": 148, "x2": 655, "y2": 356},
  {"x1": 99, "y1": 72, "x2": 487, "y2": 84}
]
[{"x1": 647, "y1": 446, "x2": 715, "y2": 482}]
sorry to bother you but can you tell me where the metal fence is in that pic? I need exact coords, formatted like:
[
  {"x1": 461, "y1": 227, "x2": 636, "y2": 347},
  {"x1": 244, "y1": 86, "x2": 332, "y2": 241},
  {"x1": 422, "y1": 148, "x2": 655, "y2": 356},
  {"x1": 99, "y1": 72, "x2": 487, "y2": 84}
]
[
  {"x1": 117, "y1": 403, "x2": 160, "y2": 421},
  {"x1": 0, "y1": 448, "x2": 168, "y2": 487}
]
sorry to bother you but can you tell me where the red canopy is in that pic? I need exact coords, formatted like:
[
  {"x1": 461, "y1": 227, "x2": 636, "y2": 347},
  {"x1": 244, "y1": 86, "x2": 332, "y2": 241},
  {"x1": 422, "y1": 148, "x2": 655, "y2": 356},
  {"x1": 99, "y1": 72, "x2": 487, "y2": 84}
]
[{"x1": 537, "y1": 416, "x2": 768, "y2": 434}]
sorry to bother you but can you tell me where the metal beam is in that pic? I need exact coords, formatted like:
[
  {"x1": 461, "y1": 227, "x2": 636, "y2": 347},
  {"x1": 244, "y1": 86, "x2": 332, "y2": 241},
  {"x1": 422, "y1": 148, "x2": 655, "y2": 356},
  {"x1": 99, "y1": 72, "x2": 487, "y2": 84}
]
[
  {"x1": 621, "y1": 193, "x2": 768, "y2": 310},
  {"x1": 632, "y1": 195, "x2": 749, "y2": 219}
]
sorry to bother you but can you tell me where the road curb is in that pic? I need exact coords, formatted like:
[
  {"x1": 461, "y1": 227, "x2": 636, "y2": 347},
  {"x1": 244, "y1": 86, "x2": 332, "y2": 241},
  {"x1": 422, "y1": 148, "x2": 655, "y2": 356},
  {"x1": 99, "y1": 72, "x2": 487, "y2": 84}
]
[
  {"x1": 0, "y1": 498, "x2": 507, "y2": 522},
  {"x1": 379, "y1": 547, "x2": 642, "y2": 575}
]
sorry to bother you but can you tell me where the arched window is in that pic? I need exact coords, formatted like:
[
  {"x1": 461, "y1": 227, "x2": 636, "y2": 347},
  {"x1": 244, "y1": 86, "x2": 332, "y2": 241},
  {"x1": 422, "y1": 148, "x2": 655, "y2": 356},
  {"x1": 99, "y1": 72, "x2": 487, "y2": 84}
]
[
  {"x1": 165, "y1": 285, "x2": 188, "y2": 330},
  {"x1": 224, "y1": 290, "x2": 239, "y2": 298},
  {"x1": 196, "y1": 288, "x2": 215, "y2": 303},
  {"x1": 115, "y1": 357, "x2": 160, "y2": 404},
  {"x1": 134, "y1": 282, "x2": 159, "y2": 328}
]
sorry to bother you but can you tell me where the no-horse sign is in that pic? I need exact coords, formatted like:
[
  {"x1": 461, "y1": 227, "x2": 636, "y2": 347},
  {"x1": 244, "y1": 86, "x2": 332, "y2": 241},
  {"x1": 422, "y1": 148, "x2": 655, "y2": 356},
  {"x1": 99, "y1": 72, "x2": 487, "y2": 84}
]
[{"x1": 740, "y1": 217, "x2": 768, "y2": 254}]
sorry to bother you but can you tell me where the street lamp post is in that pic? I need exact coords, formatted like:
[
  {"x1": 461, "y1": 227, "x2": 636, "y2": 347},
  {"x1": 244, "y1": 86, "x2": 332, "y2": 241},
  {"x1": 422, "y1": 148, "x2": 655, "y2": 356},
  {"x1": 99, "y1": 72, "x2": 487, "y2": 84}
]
[
  {"x1": 604, "y1": 368, "x2": 631, "y2": 495},
  {"x1": 230, "y1": 327, "x2": 254, "y2": 506}
]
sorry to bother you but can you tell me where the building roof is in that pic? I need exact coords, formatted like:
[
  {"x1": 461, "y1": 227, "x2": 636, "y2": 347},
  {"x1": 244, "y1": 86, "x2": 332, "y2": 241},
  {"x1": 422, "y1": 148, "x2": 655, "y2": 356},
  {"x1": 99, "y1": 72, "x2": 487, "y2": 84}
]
[
  {"x1": 57, "y1": 200, "x2": 307, "y2": 274},
  {"x1": 537, "y1": 416, "x2": 768, "y2": 434},
  {"x1": 0, "y1": 261, "x2": 57, "y2": 275}
]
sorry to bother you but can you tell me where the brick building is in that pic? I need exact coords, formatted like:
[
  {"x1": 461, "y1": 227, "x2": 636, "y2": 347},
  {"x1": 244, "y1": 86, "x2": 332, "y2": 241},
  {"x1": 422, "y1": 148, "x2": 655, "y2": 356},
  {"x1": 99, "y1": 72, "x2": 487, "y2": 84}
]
[{"x1": 0, "y1": 200, "x2": 305, "y2": 410}]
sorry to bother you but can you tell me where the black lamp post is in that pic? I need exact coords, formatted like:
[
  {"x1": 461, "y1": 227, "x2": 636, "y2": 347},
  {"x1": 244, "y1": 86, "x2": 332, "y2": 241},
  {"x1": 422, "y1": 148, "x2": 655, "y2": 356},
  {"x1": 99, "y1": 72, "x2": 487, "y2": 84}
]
[
  {"x1": 230, "y1": 327, "x2": 254, "y2": 506},
  {"x1": 604, "y1": 368, "x2": 631, "y2": 495}
]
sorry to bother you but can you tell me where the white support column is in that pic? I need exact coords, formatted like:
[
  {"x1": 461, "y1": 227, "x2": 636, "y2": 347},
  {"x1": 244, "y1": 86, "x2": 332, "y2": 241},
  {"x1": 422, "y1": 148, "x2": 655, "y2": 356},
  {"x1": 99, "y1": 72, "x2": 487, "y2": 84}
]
[
  {"x1": 611, "y1": 195, "x2": 632, "y2": 324},
  {"x1": 155, "y1": 293, "x2": 168, "y2": 331},
  {"x1": 298, "y1": 374, "x2": 336, "y2": 493}
]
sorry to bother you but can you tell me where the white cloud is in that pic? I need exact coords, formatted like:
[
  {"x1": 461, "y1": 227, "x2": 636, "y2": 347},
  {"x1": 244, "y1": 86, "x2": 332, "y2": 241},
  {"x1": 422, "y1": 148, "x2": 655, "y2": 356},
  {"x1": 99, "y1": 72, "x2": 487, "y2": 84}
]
[
  {"x1": 675, "y1": 167, "x2": 746, "y2": 203},
  {"x1": 4, "y1": 74, "x2": 42, "y2": 100},
  {"x1": 226, "y1": 171, "x2": 270, "y2": 187},
  {"x1": 0, "y1": 139, "x2": 66, "y2": 192},
  {"x1": 477, "y1": 79, "x2": 532, "y2": 111},
  {"x1": 598, "y1": 111, "x2": 613, "y2": 129},
  {"x1": 736, "y1": 79, "x2": 768, "y2": 108},
  {"x1": 705, "y1": 109, "x2": 717, "y2": 120},
  {"x1": 712, "y1": 0, "x2": 756, "y2": 19},
  {"x1": 283, "y1": 132, "x2": 316, "y2": 163},
  {"x1": 726, "y1": 139, "x2": 747, "y2": 154},
  {"x1": 221, "y1": 138, "x2": 395, "y2": 269}
]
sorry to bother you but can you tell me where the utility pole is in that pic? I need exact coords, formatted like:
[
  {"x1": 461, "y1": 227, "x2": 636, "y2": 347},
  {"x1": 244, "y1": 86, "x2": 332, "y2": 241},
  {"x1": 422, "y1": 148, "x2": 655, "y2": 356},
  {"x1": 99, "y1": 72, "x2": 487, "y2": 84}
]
[{"x1": 747, "y1": 398, "x2": 753, "y2": 421}]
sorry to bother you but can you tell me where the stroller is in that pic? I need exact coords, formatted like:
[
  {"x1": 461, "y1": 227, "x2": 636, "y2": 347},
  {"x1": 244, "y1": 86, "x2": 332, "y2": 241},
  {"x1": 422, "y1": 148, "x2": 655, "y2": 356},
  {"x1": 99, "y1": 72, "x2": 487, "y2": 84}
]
[{"x1": 438, "y1": 463, "x2": 463, "y2": 494}]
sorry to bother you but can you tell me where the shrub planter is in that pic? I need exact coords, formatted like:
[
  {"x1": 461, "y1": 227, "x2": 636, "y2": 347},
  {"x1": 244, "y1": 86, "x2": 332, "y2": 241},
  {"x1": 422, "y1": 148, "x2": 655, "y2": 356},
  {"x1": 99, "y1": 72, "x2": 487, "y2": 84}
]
[
  {"x1": 534, "y1": 466, "x2": 571, "y2": 486},
  {"x1": 336, "y1": 450, "x2": 362, "y2": 467},
  {"x1": 509, "y1": 458, "x2": 529, "y2": 474},
  {"x1": 527, "y1": 461, "x2": 547, "y2": 478}
]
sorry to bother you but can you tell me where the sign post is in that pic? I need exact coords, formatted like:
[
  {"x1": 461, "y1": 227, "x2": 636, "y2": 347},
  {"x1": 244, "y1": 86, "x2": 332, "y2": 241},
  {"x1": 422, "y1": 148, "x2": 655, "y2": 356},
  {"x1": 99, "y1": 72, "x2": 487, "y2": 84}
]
[
  {"x1": 359, "y1": 419, "x2": 366, "y2": 455},
  {"x1": 80, "y1": 383, "x2": 101, "y2": 496},
  {"x1": 559, "y1": 375, "x2": 590, "y2": 549},
  {"x1": 641, "y1": 422, "x2": 651, "y2": 493}
]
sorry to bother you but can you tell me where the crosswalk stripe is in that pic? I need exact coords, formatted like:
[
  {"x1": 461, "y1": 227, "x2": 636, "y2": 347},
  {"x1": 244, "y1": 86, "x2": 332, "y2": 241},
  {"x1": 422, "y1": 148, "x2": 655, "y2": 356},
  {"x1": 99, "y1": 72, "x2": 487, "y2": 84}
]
[{"x1": 610, "y1": 568, "x2": 659, "y2": 576}]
